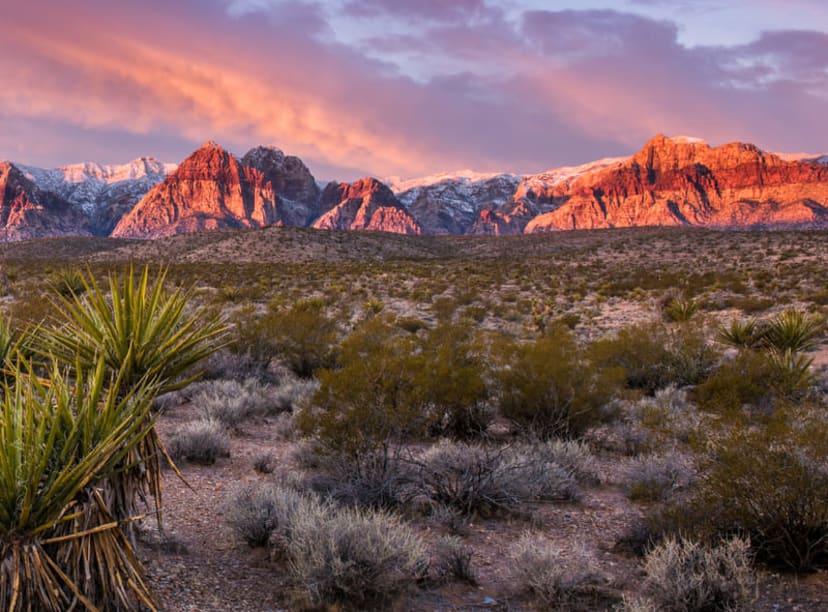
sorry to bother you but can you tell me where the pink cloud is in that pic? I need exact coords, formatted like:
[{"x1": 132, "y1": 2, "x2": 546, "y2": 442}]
[{"x1": 0, "y1": 1, "x2": 826, "y2": 180}]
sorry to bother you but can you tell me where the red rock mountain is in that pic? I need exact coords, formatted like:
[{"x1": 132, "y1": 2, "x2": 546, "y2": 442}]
[
  {"x1": 0, "y1": 162, "x2": 91, "y2": 240},
  {"x1": 112, "y1": 142, "x2": 320, "y2": 239},
  {"x1": 524, "y1": 135, "x2": 828, "y2": 232},
  {"x1": 6, "y1": 135, "x2": 828, "y2": 242},
  {"x1": 313, "y1": 178, "x2": 421, "y2": 234}
]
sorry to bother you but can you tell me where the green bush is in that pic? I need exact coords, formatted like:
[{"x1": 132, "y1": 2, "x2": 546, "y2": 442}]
[
  {"x1": 690, "y1": 422, "x2": 828, "y2": 570},
  {"x1": 297, "y1": 316, "x2": 425, "y2": 461},
  {"x1": 589, "y1": 323, "x2": 717, "y2": 395},
  {"x1": 234, "y1": 298, "x2": 337, "y2": 378},
  {"x1": 494, "y1": 327, "x2": 617, "y2": 438},
  {"x1": 418, "y1": 322, "x2": 490, "y2": 438},
  {"x1": 692, "y1": 350, "x2": 811, "y2": 414}
]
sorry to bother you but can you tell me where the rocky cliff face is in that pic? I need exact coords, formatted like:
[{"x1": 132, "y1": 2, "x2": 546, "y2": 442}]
[
  {"x1": 525, "y1": 135, "x2": 828, "y2": 232},
  {"x1": 0, "y1": 163, "x2": 91, "y2": 240},
  {"x1": 4, "y1": 134, "x2": 828, "y2": 242},
  {"x1": 112, "y1": 142, "x2": 320, "y2": 238},
  {"x1": 313, "y1": 178, "x2": 421, "y2": 234},
  {"x1": 19, "y1": 158, "x2": 174, "y2": 235}
]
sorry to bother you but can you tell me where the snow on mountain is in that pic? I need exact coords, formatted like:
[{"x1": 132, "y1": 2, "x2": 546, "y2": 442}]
[
  {"x1": 668, "y1": 135, "x2": 707, "y2": 145},
  {"x1": 387, "y1": 169, "x2": 517, "y2": 195},
  {"x1": 16, "y1": 158, "x2": 176, "y2": 216},
  {"x1": 389, "y1": 170, "x2": 521, "y2": 234},
  {"x1": 773, "y1": 151, "x2": 828, "y2": 164},
  {"x1": 515, "y1": 156, "x2": 628, "y2": 204}
]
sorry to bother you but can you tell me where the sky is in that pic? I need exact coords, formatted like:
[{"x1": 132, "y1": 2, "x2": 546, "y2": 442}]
[{"x1": 1, "y1": 0, "x2": 826, "y2": 181}]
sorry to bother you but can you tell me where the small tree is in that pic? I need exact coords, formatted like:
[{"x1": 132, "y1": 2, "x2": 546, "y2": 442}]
[
  {"x1": 297, "y1": 316, "x2": 426, "y2": 467},
  {"x1": 494, "y1": 327, "x2": 616, "y2": 438},
  {"x1": 417, "y1": 322, "x2": 490, "y2": 439}
]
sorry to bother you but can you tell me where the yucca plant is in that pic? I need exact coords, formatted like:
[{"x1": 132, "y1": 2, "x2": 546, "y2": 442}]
[
  {"x1": 763, "y1": 310, "x2": 824, "y2": 353},
  {"x1": 718, "y1": 319, "x2": 765, "y2": 350},
  {"x1": 47, "y1": 267, "x2": 87, "y2": 298},
  {"x1": 38, "y1": 264, "x2": 227, "y2": 533},
  {"x1": 0, "y1": 357, "x2": 159, "y2": 610},
  {"x1": 663, "y1": 296, "x2": 699, "y2": 323},
  {"x1": 43, "y1": 265, "x2": 227, "y2": 395}
]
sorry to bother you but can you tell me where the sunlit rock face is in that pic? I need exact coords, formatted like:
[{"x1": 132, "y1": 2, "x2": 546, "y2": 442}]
[
  {"x1": 525, "y1": 135, "x2": 828, "y2": 232},
  {"x1": 112, "y1": 142, "x2": 320, "y2": 239},
  {"x1": 314, "y1": 178, "x2": 421, "y2": 235}
]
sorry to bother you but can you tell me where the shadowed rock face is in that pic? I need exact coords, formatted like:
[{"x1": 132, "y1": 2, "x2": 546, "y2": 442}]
[
  {"x1": 112, "y1": 142, "x2": 321, "y2": 239},
  {"x1": 0, "y1": 163, "x2": 91, "y2": 240},
  {"x1": 313, "y1": 178, "x2": 421, "y2": 235},
  {"x1": 525, "y1": 135, "x2": 828, "y2": 232}
]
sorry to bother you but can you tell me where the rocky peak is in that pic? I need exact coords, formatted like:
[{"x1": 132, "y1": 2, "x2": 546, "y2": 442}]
[
  {"x1": 241, "y1": 146, "x2": 320, "y2": 218},
  {"x1": 0, "y1": 162, "x2": 90, "y2": 239},
  {"x1": 630, "y1": 133, "x2": 712, "y2": 175},
  {"x1": 526, "y1": 136, "x2": 828, "y2": 233},
  {"x1": 313, "y1": 177, "x2": 420, "y2": 234}
]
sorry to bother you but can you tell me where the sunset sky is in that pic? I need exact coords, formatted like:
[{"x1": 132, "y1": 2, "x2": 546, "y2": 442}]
[{"x1": 1, "y1": 0, "x2": 826, "y2": 180}]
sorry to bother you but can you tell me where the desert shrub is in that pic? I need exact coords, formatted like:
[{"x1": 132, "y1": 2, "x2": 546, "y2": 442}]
[
  {"x1": 304, "y1": 449, "x2": 413, "y2": 509},
  {"x1": 234, "y1": 299, "x2": 337, "y2": 378},
  {"x1": 641, "y1": 536, "x2": 754, "y2": 612},
  {"x1": 297, "y1": 316, "x2": 426, "y2": 462},
  {"x1": 623, "y1": 452, "x2": 695, "y2": 502},
  {"x1": 271, "y1": 375, "x2": 319, "y2": 413},
  {"x1": 689, "y1": 422, "x2": 828, "y2": 570},
  {"x1": 395, "y1": 315, "x2": 427, "y2": 334},
  {"x1": 410, "y1": 440, "x2": 577, "y2": 518},
  {"x1": 200, "y1": 348, "x2": 271, "y2": 381},
  {"x1": 510, "y1": 534, "x2": 608, "y2": 609},
  {"x1": 166, "y1": 419, "x2": 230, "y2": 465},
  {"x1": 193, "y1": 378, "x2": 273, "y2": 426},
  {"x1": 589, "y1": 323, "x2": 717, "y2": 395},
  {"x1": 223, "y1": 483, "x2": 307, "y2": 547},
  {"x1": 253, "y1": 452, "x2": 276, "y2": 474},
  {"x1": 522, "y1": 439, "x2": 599, "y2": 485},
  {"x1": 632, "y1": 386, "x2": 702, "y2": 448},
  {"x1": 433, "y1": 535, "x2": 477, "y2": 585},
  {"x1": 693, "y1": 349, "x2": 811, "y2": 414},
  {"x1": 287, "y1": 505, "x2": 427, "y2": 609},
  {"x1": 418, "y1": 322, "x2": 491, "y2": 439},
  {"x1": 494, "y1": 327, "x2": 616, "y2": 438}
]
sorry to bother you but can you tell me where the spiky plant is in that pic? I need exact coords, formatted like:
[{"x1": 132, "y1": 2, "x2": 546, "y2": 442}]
[
  {"x1": 763, "y1": 310, "x2": 824, "y2": 353},
  {"x1": 663, "y1": 296, "x2": 699, "y2": 323},
  {"x1": 39, "y1": 265, "x2": 227, "y2": 532},
  {"x1": 718, "y1": 319, "x2": 765, "y2": 350},
  {"x1": 0, "y1": 357, "x2": 159, "y2": 611},
  {"x1": 47, "y1": 267, "x2": 87, "y2": 298},
  {"x1": 44, "y1": 265, "x2": 227, "y2": 395}
]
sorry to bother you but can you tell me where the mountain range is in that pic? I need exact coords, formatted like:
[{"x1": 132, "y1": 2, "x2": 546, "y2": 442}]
[{"x1": 2, "y1": 135, "x2": 827, "y2": 241}]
